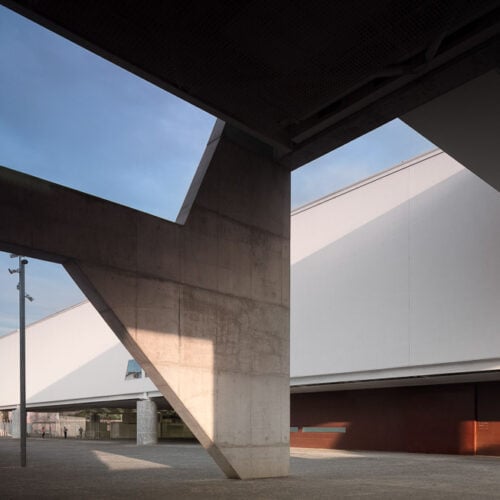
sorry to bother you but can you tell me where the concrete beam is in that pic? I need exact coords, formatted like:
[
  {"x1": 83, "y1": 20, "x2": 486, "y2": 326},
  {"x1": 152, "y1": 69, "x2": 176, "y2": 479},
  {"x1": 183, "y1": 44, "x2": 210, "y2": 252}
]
[
  {"x1": 402, "y1": 71, "x2": 500, "y2": 191},
  {"x1": 0, "y1": 120, "x2": 290, "y2": 479}
]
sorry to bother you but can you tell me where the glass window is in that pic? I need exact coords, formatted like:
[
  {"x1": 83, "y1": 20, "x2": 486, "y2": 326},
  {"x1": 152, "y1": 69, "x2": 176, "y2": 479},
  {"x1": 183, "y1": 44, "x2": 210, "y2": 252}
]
[{"x1": 125, "y1": 359, "x2": 142, "y2": 380}]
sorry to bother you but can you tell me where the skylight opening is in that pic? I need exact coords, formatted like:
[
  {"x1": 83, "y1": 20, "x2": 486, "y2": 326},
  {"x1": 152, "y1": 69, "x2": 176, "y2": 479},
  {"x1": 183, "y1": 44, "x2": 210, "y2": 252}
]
[
  {"x1": 291, "y1": 119, "x2": 435, "y2": 210},
  {"x1": 0, "y1": 5, "x2": 215, "y2": 222}
]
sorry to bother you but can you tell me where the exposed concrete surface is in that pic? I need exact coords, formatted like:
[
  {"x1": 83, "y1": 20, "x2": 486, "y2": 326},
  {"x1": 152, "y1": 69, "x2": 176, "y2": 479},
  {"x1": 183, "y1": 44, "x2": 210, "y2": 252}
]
[
  {"x1": 0, "y1": 120, "x2": 290, "y2": 479},
  {"x1": 136, "y1": 400, "x2": 157, "y2": 446},
  {"x1": 64, "y1": 122, "x2": 291, "y2": 478},
  {"x1": 403, "y1": 71, "x2": 500, "y2": 191},
  {"x1": 1, "y1": 438, "x2": 500, "y2": 499},
  {"x1": 9, "y1": 408, "x2": 20, "y2": 439}
]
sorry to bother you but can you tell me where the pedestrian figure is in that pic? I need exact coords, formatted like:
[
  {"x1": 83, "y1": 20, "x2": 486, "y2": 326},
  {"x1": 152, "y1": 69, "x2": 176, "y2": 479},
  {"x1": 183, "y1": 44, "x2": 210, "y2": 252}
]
[
  {"x1": 79, "y1": 427, "x2": 83, "y2": 439},
  {"x1": 63, "y1": 426, "x2": 68, "y2": 439},
  {"x1": 41, "y1": 426, "x2": 45, "y2": 439}
]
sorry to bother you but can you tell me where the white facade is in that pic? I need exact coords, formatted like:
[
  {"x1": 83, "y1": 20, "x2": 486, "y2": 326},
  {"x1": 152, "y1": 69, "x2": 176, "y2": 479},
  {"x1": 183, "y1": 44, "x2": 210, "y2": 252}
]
[
  {"x1": 0, "y1": 301, "x2": 158, "y2": 409},
  {"x1": 1, "y1": 149, "x2": 500, "y2": 408},
  {"x1": 291, "y1": 150, "x2": 500, "y2": 386}
]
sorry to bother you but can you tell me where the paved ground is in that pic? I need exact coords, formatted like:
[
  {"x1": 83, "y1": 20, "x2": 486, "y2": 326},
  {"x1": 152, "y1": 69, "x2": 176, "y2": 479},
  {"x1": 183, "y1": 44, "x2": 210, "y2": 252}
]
[{"x1": 1, "y1": 438, "x2": 500, "y2": 499}]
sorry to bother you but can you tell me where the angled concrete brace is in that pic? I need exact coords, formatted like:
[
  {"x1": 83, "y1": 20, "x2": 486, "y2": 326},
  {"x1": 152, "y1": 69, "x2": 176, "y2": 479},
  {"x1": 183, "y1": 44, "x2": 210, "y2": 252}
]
[
  {"x1": 0, "y1": 120, "x2": 290, "y2": 479},
  {"x1": 403, "y1": 71, "x2": 500, "y2": 191}
]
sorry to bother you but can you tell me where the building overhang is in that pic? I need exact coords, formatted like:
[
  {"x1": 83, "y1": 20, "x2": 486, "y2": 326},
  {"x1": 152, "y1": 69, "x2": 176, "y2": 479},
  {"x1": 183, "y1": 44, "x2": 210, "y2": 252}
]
[
  {"x1": 0, "y1": 391, "x2": 172, "y2": 413},
  {"x1": 2, "y1": 0, "x2": 499, "y2": 169},
  {"x1": 292, "y1": 363, "x2": 500, "y2": 393}
]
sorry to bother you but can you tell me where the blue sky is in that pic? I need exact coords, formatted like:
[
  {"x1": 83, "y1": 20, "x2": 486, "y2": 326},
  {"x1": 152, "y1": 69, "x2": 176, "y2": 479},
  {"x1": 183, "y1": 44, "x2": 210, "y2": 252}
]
[{"x1": 0, "y1": 5, "x2": 434, "y2": 335}]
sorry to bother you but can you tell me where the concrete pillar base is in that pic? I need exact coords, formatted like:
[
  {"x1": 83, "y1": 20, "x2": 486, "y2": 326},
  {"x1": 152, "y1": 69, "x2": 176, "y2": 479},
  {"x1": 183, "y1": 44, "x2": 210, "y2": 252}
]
[
  {"x1": 137, "y1": 399, "x2": 158, "y2": 446},
  {"x1": 10, "y1": 407, "x2": 20, "y2": 439}
]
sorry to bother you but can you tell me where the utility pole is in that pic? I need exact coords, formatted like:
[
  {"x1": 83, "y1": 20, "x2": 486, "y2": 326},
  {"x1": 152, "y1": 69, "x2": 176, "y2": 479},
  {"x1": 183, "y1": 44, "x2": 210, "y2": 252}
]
[{"x1": 9, "y1": 255, "x2": 34, "y2": 467}]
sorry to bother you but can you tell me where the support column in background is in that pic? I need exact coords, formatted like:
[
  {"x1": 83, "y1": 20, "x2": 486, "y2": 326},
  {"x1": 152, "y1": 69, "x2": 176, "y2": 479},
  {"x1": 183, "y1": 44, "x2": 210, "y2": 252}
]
[
  {"x1": 137, "y1": 399, "x2": 158, "y2": 446},
  {"x1": 10, "y1": 407, "x2": 20, "y2": 439}
]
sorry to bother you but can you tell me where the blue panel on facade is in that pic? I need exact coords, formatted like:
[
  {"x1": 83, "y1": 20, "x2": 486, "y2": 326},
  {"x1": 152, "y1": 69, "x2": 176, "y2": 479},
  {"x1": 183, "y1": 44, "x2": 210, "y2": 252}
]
[{"x1": 125, "y1": 359, "x2": 142, "y2": 379}]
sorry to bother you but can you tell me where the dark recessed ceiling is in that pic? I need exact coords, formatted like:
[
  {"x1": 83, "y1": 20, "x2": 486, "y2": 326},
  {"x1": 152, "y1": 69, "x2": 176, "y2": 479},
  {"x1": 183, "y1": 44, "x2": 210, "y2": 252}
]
[{"x1": 2, "y1": 0, "x2": 500, "y2": 169}]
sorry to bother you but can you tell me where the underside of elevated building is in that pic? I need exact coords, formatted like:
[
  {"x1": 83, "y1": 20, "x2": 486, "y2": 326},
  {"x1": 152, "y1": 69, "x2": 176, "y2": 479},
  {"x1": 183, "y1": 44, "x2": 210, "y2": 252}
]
[{"x1": 0, "y1": 0, "x2": 499, "y2": 479}]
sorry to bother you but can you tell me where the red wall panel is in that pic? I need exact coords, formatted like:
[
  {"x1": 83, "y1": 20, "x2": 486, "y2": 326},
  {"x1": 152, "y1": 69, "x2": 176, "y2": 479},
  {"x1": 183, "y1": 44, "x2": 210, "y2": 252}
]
[
  {"x1": 291, "y1": 383, "x2": 477, "y2": 454},
  {"x1": 476, "y1": 382, "x2": 500, "y2": 455}
]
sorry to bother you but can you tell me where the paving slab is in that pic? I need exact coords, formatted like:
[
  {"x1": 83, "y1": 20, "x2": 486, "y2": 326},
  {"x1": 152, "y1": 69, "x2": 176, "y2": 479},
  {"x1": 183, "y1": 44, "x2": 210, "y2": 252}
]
[{"x1": 1, "y1": 438, "x2": 500, "y2": 499}]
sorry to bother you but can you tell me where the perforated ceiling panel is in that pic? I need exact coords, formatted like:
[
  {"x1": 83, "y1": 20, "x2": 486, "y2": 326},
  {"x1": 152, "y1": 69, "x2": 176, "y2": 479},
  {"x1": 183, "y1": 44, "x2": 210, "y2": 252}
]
[{"x1": 3, "y1": 0, "x2": 500, "y2": 167}]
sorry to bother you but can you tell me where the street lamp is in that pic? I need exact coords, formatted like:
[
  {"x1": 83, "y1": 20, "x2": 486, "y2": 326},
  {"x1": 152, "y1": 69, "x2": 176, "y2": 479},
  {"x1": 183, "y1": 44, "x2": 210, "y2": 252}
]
[{"x1": 8, "y1": 254, "x2": 34, "y2": 468}]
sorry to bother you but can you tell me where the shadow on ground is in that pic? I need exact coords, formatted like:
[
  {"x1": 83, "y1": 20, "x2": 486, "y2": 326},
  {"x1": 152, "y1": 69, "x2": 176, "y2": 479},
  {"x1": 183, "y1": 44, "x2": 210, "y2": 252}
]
[{"x1": 1, "y1": 438, "x2": 500, "y2": 499}]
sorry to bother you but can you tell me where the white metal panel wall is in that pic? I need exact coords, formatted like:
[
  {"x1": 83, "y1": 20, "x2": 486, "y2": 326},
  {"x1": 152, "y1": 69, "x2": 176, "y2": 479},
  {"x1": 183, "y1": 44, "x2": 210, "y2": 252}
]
[
  {"x1": 0, "y1": 331, "x2": 19, "y2": 406},
  {"x1": 291, "y1": 151, "x2": 500, "y2": 383},
  {"x1": 0, "y1": 302, "x2": 156, "y2": 407}
]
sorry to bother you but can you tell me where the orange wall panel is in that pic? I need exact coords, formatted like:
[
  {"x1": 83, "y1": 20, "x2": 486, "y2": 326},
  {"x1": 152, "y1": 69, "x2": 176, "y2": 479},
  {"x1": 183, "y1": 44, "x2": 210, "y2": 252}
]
[{"x1": 291, "y1": 383, "x2": 477, "y2": 454}]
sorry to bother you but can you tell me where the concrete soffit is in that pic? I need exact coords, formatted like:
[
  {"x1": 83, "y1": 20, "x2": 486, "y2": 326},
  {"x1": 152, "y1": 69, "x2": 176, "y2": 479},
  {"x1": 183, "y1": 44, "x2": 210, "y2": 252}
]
[{"x1": 3, "y1": 1, "x2": 499, "y2": 170}]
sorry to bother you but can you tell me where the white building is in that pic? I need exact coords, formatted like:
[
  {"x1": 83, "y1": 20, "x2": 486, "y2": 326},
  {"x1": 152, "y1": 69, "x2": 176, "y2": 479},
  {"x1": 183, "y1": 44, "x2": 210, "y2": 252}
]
[
  {"x1": 290, "y1": 149, "x2": 500, "y2": 455},
  {"x1": 0, "y1": 301, "x2": 159, "y2": 410},
  {"x1": 291, "y1": 149, "x2": 500, "y2": 385}
]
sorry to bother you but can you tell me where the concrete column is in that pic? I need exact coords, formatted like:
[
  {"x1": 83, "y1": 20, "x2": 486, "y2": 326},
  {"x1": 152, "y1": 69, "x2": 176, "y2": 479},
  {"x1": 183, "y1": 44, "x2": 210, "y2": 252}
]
[
  {"x1": 403, "y1": 70, "x2": 500, "y2": 191},
  {"x1": 137, "y1": 399, "x2": 158, "y2": 445},
  {"x1": 86, "y1": 413, "x2": 101, "y2": 439},
  {"x1": 10, "y1": 407, "x2": 20, "y2": 439},
  {"x1": 0, "y1": 120, "x2": 290, "y2": 479}
]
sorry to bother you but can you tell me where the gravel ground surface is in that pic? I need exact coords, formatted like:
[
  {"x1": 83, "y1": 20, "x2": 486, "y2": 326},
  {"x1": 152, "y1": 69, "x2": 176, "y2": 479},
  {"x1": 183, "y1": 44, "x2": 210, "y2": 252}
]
[{"x1": 1, "y1": 437, "x2": 500, "y2": 499}]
